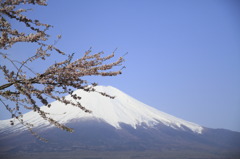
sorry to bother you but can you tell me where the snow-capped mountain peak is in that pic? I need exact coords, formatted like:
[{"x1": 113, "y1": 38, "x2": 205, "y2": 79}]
[{"x1": 0, "y1": 86, "x2": 203, "y2": 134}]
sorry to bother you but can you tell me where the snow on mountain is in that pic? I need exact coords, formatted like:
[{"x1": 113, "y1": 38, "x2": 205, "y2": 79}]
[{"x1": 0, "y1": 86, "x2": 203, "y2": 133}]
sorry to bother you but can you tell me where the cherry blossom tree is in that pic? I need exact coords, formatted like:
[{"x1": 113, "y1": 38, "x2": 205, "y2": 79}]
[{"x1": 0, "y1": 0, "x2": 124, "y2": 140}]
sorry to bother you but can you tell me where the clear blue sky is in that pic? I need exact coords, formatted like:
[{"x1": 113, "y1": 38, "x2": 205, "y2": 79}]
[{"x1": 1, "y1": 0, "x2": 240, "y2": 132}]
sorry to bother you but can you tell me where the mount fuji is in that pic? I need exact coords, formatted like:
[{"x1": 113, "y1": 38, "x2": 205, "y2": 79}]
[{"x1": 0, "y1": 86, "x2": 240, "y2": 159}]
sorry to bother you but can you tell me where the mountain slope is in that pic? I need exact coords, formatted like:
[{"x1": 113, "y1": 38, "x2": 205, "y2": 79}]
[
  {"x1": 0, "y1": 86, "x2": 240, "y2": 159},
  {"x1": 1, "y1": 118, "x2": 240, "y2": 159},
  {"x1": 0, "y1": 86, "x2": 203, "y2": 133}
]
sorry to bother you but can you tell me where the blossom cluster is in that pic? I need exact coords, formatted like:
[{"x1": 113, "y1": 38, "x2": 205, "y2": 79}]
[{"x1": 0, "y1": 0, "x2": 124, "y2": 141}]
